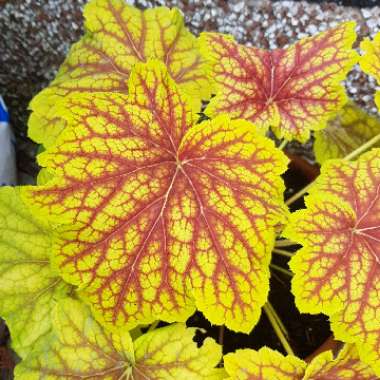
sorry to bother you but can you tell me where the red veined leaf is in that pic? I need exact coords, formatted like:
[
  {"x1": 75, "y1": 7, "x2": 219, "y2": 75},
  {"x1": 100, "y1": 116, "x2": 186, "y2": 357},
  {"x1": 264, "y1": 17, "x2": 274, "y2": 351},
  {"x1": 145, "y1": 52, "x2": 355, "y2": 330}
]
[
  {"x1": 200, "y1": 22, "x2": 358, "y2": 142},
  {"x1": 304, "y1": 344, "x2": 377, "y2": 380},
  {"x1": 284, "y1": 149, "x2": 380, "y2": 375},
  {"x1": 15, "y1": 298, "x2": 225, "y2": 379},
  {"x1": 223, "y1": 345, "x2": 376, "y2": 380},
  {"x1": 224, "y1": 347, "x2": 306, "y2": 379},
  {"x1": 23, "y1": 60, "x2": 288, "y2": 333},
  {"x1": 29, "y1": 0, "x2": 210, "y2": 147}
]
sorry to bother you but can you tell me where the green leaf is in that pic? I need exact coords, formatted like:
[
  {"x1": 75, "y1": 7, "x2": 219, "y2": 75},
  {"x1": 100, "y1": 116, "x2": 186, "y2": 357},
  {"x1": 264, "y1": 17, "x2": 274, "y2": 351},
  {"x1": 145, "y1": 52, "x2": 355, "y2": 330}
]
[
  {"x1": 314, "y1": 102, "x2": 380, "y2": 164},
  {"x1": 0, "y1": 187, "x2": 70, "y2": 357},
  {"x1": 15, "y1": 298, "x2": 225, "y2": 379}
]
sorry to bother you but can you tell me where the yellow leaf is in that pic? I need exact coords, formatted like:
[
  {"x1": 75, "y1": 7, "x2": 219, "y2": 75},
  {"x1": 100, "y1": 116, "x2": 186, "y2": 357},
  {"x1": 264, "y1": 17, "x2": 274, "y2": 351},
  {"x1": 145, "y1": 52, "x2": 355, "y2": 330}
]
[
  {"x1": 29, "y1": 0, "x2": 210, "y2": 147},
  {"x1": 360, "y1": 32, "x2": 380, "y2": 111},
  {"x1": 224, "y1": 347, "x2": 306, "y2": 380},
  {"x1": 23, "y1": 60, "x2": 288, "y2": 333},
  {"x1": 0, "y1": 187, "x2": 70, "y2": 357},
  {"x1": 15, "y1": 298, "x2": 224, "y2": 379},
  {"x1": 224, "y1": 345, "x2": 376, "y2": 380},
  {"x1": 304, "y1": 344, "x2": 377, "y2": 380},
  {"x1": 284, "y1": 149, "x2": 380, "y2": 375}
]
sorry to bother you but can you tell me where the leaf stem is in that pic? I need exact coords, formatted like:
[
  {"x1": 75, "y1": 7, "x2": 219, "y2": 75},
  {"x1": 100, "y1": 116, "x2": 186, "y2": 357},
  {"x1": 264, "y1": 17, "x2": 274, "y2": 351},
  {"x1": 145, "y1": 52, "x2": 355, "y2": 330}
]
[
  {"x1": 273, "y1": 248, "x2": 293, "y2": 258},
  {"x1": 286, "y1": 132, "x2": 380, "y2": 206},
  {"x1": 263, "y1": 303, "x2": 294, "y2": 356},
  {"x1": 265, "y1": 302, "x2": 289, "y2": 338},
  {"x1": 270, "y1": 263, "x2": 293, "y2": 277},
  {"x1": 285, "y1": 182, "x2": 313, "y2": 206},
  {"x1": 278, "y1": 139, "x2": 288, "y2": 150},
  {"x1": 275, "y1": 239, "x2": 297, "y2": 248},
  {"x1": 343, "y1": 132, "x2": 380, "y2": 161}
]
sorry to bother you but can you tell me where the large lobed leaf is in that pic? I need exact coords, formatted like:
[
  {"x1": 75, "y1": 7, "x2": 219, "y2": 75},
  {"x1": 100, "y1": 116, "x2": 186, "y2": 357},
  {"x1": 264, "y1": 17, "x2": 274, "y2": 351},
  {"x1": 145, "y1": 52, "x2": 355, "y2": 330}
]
[
  {"x1": 23, "y1": 60, "x2": 288, "y2": 333},
  {"x1": 360, "y1": 31, "x2": 380, "y2": 110},
  {"x1": 284, "y1": 149, "x2": 380, "y2": 375},
  {"x1": 29, "y1": 0, "x2": 210, "y2": 147},
  {"x1": 0, "y1": 187, "x2": 70, "y2": 357},
  {"x1": 200, "y1": 22, "x2": 358, "y2": 142},
  {"x1": 224, "y1": 345, "x2": 376, "y2": 380},
  {"x1": 15, "y1": 298, "x2": 224, "y2": 379},
  {"x1": 314, "y1": 102, "x2": 380, "y2": 164}
]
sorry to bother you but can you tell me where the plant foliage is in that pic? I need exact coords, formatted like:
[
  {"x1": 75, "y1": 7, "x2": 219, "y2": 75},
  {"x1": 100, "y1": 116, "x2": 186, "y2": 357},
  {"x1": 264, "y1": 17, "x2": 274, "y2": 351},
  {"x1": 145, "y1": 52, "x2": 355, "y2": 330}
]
[
  {"x1": 2, "y1": 0, "x2": 380, "y2": 378},
  {"x1": 314, "y1": 102, "x2": 380, "y2": 164},
  {"x1": 224, "y1": 344, "x2": 377, "y2": 379},
  {"x1": 15, "y1": 298, "x2": 224, "y2": 379},
  {"x1": 28, "y1": 0, "x2": 210, "y2": 148},
  {"x1": 200, "y1": 23, "x2": 358, "y2": 142},
  {"x1": 0, "y1": 187, "x2": 70, "y2": 357},
  {"x1": 284, "y1": 149, "x2": 380, "y2": 375},
  {"x1": 23, "y1": 60, "x2": 288, "y2": 333}
]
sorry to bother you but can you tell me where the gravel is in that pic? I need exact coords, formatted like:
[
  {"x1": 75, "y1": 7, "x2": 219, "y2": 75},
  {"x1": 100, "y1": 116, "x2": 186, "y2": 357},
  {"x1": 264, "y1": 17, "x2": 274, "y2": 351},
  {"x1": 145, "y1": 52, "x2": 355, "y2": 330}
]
[{"x1": 0, "y1": 0, "x2": 379, "y2": 182}]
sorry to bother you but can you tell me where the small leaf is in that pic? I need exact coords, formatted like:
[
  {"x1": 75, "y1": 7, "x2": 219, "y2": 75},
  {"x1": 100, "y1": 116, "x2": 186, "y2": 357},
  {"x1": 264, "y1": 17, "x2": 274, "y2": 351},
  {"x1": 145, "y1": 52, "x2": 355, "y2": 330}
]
[
  {"x1": 23, "y1": 60, "x2": 288, "y2": 333},
  {"x1": 360, "y1": 32, "x2": 380, "y2": 110},
  {"x1": 284, "y1": 149, "x2": 380, "y2": 375},
  {"x1": 304, "y1": 344, "x2": 377, "y2": 380},
  {"x1": 224, "y1": 347, "x2": 306, "y2": 380},
  {"x1": 29, "y1": 0, "x2": 210, "y2": 147},
  {"x1": 200, "y1": 22, "x2": 358, "y2": 142},
  {"x1": 314, "y1": 102, "x2": 380, "y2": 164},
  {"x1": 14, "y1": 298, "x2": 224, "y2": 379},
  {"x1": 223, "y1": 345, "x2": 376, "y2": 380},
  {"x1": 0, "y1": 187, "x2": 70, "y2": 357}
]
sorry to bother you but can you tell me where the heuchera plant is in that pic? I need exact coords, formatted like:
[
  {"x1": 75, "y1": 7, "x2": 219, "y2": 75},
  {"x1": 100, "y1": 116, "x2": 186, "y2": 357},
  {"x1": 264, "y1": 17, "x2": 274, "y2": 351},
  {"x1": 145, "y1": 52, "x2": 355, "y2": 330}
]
[
  {"x1": 284, "y1": 149, "x2": 380, "y2": 374},
  {"x1": 1, "y1": 0, "x2": 380, "y2": 378}
]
